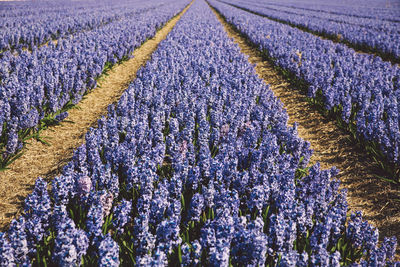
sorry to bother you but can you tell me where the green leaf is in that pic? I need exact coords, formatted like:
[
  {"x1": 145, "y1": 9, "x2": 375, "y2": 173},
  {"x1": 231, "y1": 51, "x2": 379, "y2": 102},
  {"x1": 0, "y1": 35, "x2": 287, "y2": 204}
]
[
  {"x1": 181, "y1": 194, "x2": 185, "y2": 208},
  {"x1": 375, "y1": 175, "x2": 398, "y2": 184},
  {"x1": 178, "y1": 244, "x2": 182, "y2": 264}
]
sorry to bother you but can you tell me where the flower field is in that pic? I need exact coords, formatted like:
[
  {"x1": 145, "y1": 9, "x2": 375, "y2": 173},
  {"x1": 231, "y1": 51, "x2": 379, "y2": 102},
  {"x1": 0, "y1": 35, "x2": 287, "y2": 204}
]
[
  {"x1": 0, "y1": 0, "x2": 188, "y2": 168},
  {"x1": 211, "y1": 0, "x2": 400, "y2": 180},
  {"x1": 218, "y1": 0, "x2": 400, "y2": 62},
  {"x1": 0, "y1": 0, "x2": 399, "y2": 266}
]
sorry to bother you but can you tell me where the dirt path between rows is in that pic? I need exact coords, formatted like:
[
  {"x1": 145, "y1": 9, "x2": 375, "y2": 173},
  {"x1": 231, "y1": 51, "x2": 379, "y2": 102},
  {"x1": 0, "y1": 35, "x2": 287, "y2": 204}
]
[
  {"x1": 0, "y1": 1, "x2": 193, "y2": 230},
  {"x1": 209, "y1": 2, "x2": 400, "y2": 257}
]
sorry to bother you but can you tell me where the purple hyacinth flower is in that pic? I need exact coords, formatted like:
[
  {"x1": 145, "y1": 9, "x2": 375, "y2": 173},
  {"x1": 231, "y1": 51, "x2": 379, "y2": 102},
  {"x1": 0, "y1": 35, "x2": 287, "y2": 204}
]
[
  {"x1": 0, "y1": 233, "x2": 15, "y2": 266},
  {"x1": 98, "y1": 234, "x2": 120, "y2": 267},
  {"x1": 55, "y1": 111, "x2": 68, "y2": 122},
  {"x1": 76, "y1": 175, "x2": 92, "y2": 199}
]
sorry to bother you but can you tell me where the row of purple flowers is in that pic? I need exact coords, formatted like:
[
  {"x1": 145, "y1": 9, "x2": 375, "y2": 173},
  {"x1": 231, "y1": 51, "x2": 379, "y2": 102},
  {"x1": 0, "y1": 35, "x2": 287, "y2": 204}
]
[
  {"x1": 220, "y1": 0, "x2": 400, "y2": 62},
  {"x1": 210, "y1": 0, "x2": 400, "y2": 178},
  {"x1": 0, "y1": 0, "x2": 163, "y2": 52}
]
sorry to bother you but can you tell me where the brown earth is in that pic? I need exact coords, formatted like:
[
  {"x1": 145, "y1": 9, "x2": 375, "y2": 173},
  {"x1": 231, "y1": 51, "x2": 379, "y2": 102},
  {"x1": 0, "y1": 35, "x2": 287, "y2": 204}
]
[
  {"x1": 0, "y1": 1, "x2": 193, "y2": 231},
  {"x1": 209, "y1": 2, "x2": 400, "y2": 258}
]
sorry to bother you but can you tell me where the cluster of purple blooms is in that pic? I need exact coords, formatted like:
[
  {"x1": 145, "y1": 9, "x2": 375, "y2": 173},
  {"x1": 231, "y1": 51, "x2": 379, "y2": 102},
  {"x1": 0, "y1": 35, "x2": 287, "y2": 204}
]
[
  {"x1": 211, "y1": 0, "x2": 400, "y2": 168},
  {"x1": 221, "y1": 0, "x2": 400, "y2": 61},
  {"x1": 0, "y1": 0, "x2": 165, "y2": 52},
  {"x1": 0, "y1": 0, "x2": 189, "y2": 161},
  {"x1": 0, "y1": 0, "x2": 398, "y2": 265}
]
